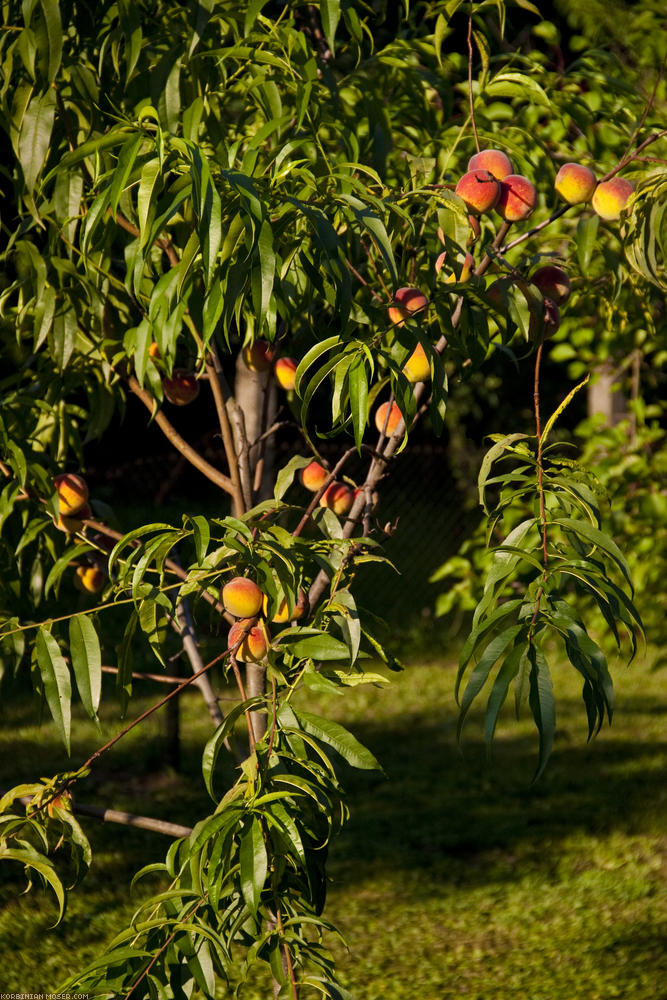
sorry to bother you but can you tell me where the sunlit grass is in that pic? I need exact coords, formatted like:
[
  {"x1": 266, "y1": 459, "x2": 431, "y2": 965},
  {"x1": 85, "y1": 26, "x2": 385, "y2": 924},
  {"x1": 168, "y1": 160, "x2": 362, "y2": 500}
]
[{"x1": 0, "y1": 650, "x2": 665, "y2": 997}]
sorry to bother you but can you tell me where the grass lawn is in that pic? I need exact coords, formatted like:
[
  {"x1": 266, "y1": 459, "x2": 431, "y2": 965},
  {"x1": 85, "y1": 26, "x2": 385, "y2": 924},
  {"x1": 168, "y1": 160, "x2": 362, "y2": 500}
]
[{"x1": 0, "y1": 649, "x2": 665, "y2": 998}]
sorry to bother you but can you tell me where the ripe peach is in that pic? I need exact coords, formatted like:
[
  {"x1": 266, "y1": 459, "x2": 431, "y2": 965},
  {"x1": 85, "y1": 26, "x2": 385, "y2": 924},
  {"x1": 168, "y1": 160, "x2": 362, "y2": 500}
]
[
  {"x1": 402, "y1": 343, "x2": 430, "y2": 384},
  {"x1": 387, "y1": 287, "x2": 429, "y2": 326},
  {"x1": 274, "y1": 357, "x2": 298, "y2": 390},
  {"x1": 222, "y1": 576, "x2": 264, "y2": 618},
  {"x1": 496, "y1": 175, "x2": 537, "y2": 221},
  {"x1": 74, "y1": 565, "x2": 106, "y2": 594},
  {"x1": 455, "y1": 169, "x2": 500, "y2": 214},
  {"x1": 554, "y1": 162, "x2": 596, "y2": 205},
  {"x1": 263, "y1": 589, "x2": 308, "y2": 623},
  {"x1": 301, "y1": 461, "x2": 329, "y2": 492},
  {"x1": 242, "y1": 340, "x2": 275, "y2": 372},
  {"x1": 531, "y1": 265, "x2": 570, "y2": 305},
  {"x1": 468, "y1": 149, "x2": 514, "y2": 180},
  {"x1": 54, "y1": 473, "x2": 89, "y2": 516},
  {"x1": 228, "y1": 618, "x2": 271, "y2": 663},
  {"x1": 592, "y1": 177, "x2": 634, "y2": 221},
  {"x1": 374, "y1": 401, "x2": 402, "y2": 436},
  {"x1": 53, "y1": 501, "x2": 92, "y2": 534},
  {"x1": 163, "y1": 370, "x2": 200, "y2": 406},
  {"x1": 319, "y1": 482, "x2": 354, "y2": 516}
]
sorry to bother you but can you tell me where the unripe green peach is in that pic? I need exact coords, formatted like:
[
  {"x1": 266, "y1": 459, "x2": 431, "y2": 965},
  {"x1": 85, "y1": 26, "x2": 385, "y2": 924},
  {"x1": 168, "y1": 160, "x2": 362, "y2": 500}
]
[
  {"x1": 455, "y1": 169, "x2": 500, "y2": 214},
  {"x1": 374, "y1": 401, "x2": 402, "y2": 436},
  {"x1": 531, "y1": 265, "x2": 570, "y2": 305},
  {"x1": 222, "y1": 576, "x2": 264, "y2": 618},
  {"x1": 228, "y1": 617, "x2": 271, "y2": 662},
  {"x1": 387, "y1": 287, "x2": 429, "y2": 326},
  {"x1": 301, "y1": 461, "x2": 329, "y2": 492},
  {"x1": 263, "y1": 589, "x2": 308, "y2": 623},
  {"x1": 496, "y1": 175, "x2": 537, "y2": 222},
  {"x1": 592, "y1": 177, "x2": 634, "y2": 221},
  {"x1": 554, "y1": 162, "x2": 597, "y2": 205},
  {"x1": 274, "y1": 357, "x2": 298, "y2": 390},
  {"x1": 319, "y1": 482, "x2": 354, "y2": 516},
  {"x1": 402, "y1": 343, "x2": 430, "y2": 384},
  {"x1": 468, "y1": 149, "x2": 514, "y2": 180},
  {"x1": 54, "y1": 473, "x2": 89, "y2": 516},
  {"x1": 163, "y1": 370, "x2": 200, "y2": 406}
]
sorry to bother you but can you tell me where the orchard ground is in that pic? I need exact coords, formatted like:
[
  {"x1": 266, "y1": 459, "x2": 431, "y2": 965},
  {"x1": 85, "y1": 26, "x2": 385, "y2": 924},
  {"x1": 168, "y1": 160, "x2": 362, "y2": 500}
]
[{"x1": 1, "y1": 645, "x2": 665, "y2": 998}]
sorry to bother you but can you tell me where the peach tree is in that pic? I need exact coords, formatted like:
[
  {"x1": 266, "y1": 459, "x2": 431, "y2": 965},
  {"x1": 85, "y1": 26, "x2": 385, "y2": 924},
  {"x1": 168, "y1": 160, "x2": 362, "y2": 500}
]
[{"x1": 0, "y1": 1, "x2": 663, "y2": 996}]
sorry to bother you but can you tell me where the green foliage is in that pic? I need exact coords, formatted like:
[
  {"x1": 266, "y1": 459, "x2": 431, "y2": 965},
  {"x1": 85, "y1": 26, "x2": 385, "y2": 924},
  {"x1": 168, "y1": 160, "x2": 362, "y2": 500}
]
[{"x1": 0, "y1": 0, "x2": 664, "y2": 994}]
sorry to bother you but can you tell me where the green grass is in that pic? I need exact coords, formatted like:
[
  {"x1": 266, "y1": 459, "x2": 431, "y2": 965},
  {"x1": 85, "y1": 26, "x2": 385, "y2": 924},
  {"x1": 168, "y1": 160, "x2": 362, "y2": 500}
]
[{"x1": 0, "y1": 651, "x2": 665, "y2": 998}]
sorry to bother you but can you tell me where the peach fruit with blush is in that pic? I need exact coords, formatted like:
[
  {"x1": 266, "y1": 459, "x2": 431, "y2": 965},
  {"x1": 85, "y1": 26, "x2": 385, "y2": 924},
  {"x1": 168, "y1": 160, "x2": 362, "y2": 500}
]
[
  {"x1": 455, "y1": 169, "x2": 500, "y2": 215},
  {"x1": 301, "y1": 461, "x2": 329, "y2": 492},
  {"x1": 468, "y1": 149, "x2": 513, "y2": 180},
  {"x1": 222, "y1": 576, "x2": 264, "y2": 618},
  {"x1": 387, "y1": 287, "x2": 429, "y2": 327},
  {"x1": 228, "y1": 618, "x2": 271, "y2": 663},
  {"x1": 274, "y1": 357, "x2": 298, "y2": 390},
  {"x1": 374, "y1": 401, "x2": 402, "y2": 436},
  {"x1": 242, "y1": 340, "x2": 275, "y2": 372},
  {"x1": 531, "y1": 265, "x2": 570, "y2": 305},
  {"x1": 163, "y1": 370, "x2": 200, "y2": 406},
  {"x1": 319, "y1": 482, "x2": 354, "y2": 516},
  {"x1": 54, "y1": 473, "x2": 89, "y2": 516},
  {"x1": 496, "y1": 175, "x2": 537, "y2": 222},
  {"x1": 554, "y1": 163, "x2": 596, "y2": 205},
  {"x1": 592, "y1": 178, "x2": 634, "y2": 221}
]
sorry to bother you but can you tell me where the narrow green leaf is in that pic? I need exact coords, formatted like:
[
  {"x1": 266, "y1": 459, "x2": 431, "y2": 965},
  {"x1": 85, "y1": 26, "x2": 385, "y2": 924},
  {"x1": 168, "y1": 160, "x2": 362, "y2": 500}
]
[
  {"x1": 39, "y1": 0, "x2": 63, "y2": 82},
  {"x1": 348, "y1": 355, "x2": 368, "y2": 452},
  {"x1": 69, "y1": 613, "x2": 101, "y2": 721},
  {"x1": 0, "y1": 846, "x2": 65, "y2": 923},
  {"x1": 240, "y1": 817, "x2": 267, "y2": 917},
  {"x1": 34, "y1": 627, "x2": 71, "y2": 754},
  {"x1": 18, "y1": 88, "x2": 56, "y2": 193},
  {"x1": 290, "y1": 709, "x2": 382, "y2": 771},
  {"x1": 478, "y1": 434, "x2": 530, "y2": 513},
  {"x1": 576, "y1": 213, "x2": 599, "y2": 272},
  {"x1": 320, "y1": 0, "x2": 341, "y2": 55},
  {"x1": 540, "y1": 376, "x2": 590, "y2": 446},
  {"x1": 528, "y1": 643, "x2": 555, "y2": 781}
]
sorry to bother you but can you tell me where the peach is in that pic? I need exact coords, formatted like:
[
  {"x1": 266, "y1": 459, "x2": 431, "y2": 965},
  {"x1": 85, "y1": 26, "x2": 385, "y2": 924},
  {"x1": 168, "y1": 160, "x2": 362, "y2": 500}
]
[
  {"x1": 301, "y1": 461, "x2": 329, "y2": 492},
  {"x1": 53, "y1": 501, "x2": 92, "y2": 534},
  {"x1": 554, "y1": 162, "x2": 596, "y2": 205},
  {"x1": 228, "y1": 617, "x2": 271, "y2": 663},
  {"x1": 163, "y1": 370, "x2": 200, "y2": 406},
  {"x1": 263, "y1": 589, "x2": 308, "y2": 623},
  {"x1": 374, "y1": 401, "x2": 402, "y2": 436},
  {"x1": 222, "y1": 576, "x2": 264, "y2": 618},
  {"x1": 455, "y1": 169, "x2": 500, "y2": 214},
  {"x1": 387, "y1": 287, "x2": 429, "y2": 326},
  {"x1": 274, "y1": 357, "x2": 298, "y2": 390},
  {"x1": 445, "y1": 252, "x2": 474, "y2": 284},
  {"x1": 74, "y1": 565, "x2": 106, "y2": 594},
  {"x1": 54, "y1": 473, "x2": 89, "y2": 516},
  {"x1": 531, "y1": 265, "x2": 570, "y2": 305},
  {"x1": 496, "y1": 175, "x2": 537, "y2": 221},
  {"x1": 468, "y1": 149, "x2": 513, "y2": 180},
  {"x1": 148, "y1": 341, "x2": 162, "y2": 360},
  {"x1": 592, "y1": 177, "x2": 634, "y2": 221},
  {"x1": 402, "y1": 343, "x2": 430, "y2": 384},
  {"x1": 319, "y1": 482, "x2": 354, "y2": 516},
  {"x1": 242, "y1": 340, "x2": 275, "y2": 372}
]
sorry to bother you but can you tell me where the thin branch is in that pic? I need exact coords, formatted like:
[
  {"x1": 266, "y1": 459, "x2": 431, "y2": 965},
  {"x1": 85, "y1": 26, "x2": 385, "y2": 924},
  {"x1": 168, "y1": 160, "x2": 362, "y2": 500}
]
[
  {"x1": 114, "y1": 209, "x2": 180, "y2": 268},
  {"x1": 599, "y1": 128, "x2": 667, "y2": 183},
  {"x1": 16, "y1": 793, "x2": 192, "y2": 838},
  {"x1": 125, "y1": 374, "x2": 234, "y2": 495},
  {"x1": 498, "y1": 206, "x2": 569, "y2": 255}
]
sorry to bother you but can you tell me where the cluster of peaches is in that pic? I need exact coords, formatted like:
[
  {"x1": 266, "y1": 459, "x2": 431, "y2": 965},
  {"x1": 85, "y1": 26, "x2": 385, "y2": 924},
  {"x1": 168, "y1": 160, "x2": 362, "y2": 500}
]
[
  {"x1": 53, "y1": 473, "x2": 108, "y2": 594},
  {"x1": 371, "y1": 149, "x2": 635, "y2": 437},
  {"x1": 223, "y1": 575, "x2": 308, "y2": 663},
  {"x1": 151, "y1": 340, "x2": 299, "y2": 408}
]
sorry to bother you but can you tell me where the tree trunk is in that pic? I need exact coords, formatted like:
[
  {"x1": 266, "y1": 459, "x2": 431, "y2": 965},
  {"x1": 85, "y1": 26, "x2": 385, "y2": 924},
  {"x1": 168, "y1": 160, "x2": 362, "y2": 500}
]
[{"x1": 588, "y1": 361, "x2": 627, "y2": 426}]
